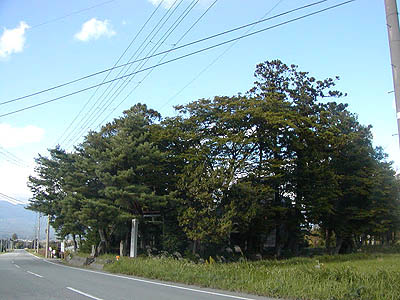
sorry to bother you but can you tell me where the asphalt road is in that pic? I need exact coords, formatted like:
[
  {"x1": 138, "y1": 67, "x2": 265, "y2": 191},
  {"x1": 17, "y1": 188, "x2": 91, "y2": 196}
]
[{"x1": 0, "y1": 250, "x2": 274, "y2": 300}]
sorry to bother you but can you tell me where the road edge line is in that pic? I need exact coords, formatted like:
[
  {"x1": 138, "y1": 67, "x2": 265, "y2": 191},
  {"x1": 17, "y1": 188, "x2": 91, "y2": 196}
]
[
  {"x1": 26, "y1": 251, "x2": 259, "y2": 300},
  {"x1": 66, "y1": 287, "x2": 104, "y2": 300}
]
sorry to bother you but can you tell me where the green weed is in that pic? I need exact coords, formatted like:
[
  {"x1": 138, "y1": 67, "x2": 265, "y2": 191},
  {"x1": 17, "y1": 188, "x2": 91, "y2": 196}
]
[{"x1": 103, "y1": 253, "x2": 400, "y2": 300}]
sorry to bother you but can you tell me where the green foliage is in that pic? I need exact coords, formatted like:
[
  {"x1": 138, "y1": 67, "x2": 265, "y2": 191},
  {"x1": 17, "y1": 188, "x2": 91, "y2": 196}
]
[{"x1": 27, "y1": 60, "x2": 400, "y2": 259}]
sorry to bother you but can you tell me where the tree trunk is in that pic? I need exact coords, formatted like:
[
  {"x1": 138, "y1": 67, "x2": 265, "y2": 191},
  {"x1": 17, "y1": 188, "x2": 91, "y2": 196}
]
[
  {"x1": 325, "y1": 229, "x2": 332, "y2": 254},
  {"x1": 192, "y1": 240, "x2": 198, "y2": 255},
  {"x1": 275, "y1": 224, "x2": 285, "y2": 258},
  {"x1": 72, "y1": 235, "x2": 77, "y2": 252},
  {"x1": 124, "y1": 231, "x2": 130, "y2": 256},
  {"x1": 386, "y1": 231, "x2": 391, "y2": 245},
  {"x1": 120, "y1": 240, "x2": 124, "y2": 257},
  {"x1": 334, "y1": 235, "x2": 343, "y2": 254},
  {"x1": 288, "y1": 234, "x2": 299, "y2": 256},
  {"x1": 97, "y1": 228, "x2": 107, "y2": 256}
]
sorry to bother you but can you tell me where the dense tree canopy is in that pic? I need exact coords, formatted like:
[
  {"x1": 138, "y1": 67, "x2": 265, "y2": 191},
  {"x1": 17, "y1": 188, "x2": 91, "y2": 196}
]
[{"x1": 27, "y1": 60, "x2": 400, "y2": 257}]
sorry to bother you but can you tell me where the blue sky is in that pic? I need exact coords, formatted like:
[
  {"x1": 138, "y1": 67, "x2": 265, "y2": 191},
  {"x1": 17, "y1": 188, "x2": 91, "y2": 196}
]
[{"x1": 0, "y1": 0, "x2": 398, "y2": 203}]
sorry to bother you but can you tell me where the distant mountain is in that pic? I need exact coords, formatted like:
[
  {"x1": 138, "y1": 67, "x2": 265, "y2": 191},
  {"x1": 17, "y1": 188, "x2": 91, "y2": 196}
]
[{"x1": 0, "y1": 200, "x2": 38, "y2": 239}]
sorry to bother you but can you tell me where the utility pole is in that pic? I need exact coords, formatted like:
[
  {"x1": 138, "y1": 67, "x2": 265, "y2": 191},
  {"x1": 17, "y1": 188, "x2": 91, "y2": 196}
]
[
  {"x1": 130, "y1": 219, "x2": 138, "y2": 258},
  {"x1": 385, "y1": 0, "x2": 400, "y2": 146},
  {"x1": 36, "y1": 213, "x2": 40, "y2": 253},
  {"x1": 45, "y1": 215, "x2": 50, "y2": 258}
]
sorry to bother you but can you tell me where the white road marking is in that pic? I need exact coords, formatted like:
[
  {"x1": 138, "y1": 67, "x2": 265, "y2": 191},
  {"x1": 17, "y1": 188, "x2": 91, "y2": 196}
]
[
  {"x1": 66, "y1": 287, "x2": 104, "y2": 300},
  {"x1": 25, "y1": 252, "x2": 259, "y2": 300},
  {"x1": 31, "y1": 255, "x2": 258, "y2": 300},
  {"x1": 26, "y1": 252, "x2": 44, "y2": 260},
  {"x1": 15, "y1": 264, "x2": 20, "y2": 269},
  {"x1": 27, "y1": 271, "x2": 43, "y2": 278}
]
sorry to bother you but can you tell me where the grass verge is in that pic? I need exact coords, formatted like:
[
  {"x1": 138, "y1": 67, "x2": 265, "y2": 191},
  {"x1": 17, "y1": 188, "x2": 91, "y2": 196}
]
[{"x1": 103, "y1": 252, "x2": 400, "y2": 300}]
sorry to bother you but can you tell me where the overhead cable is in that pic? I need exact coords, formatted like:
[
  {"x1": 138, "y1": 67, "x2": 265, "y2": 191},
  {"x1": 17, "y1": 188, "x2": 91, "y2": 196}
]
[
  {"x1": 62, "y1": 0, "x2": 187, "y2": 147},
  {"x1": 0, "y1": 192, "x2": 25, "y2": 205},
  {"x1": 30, "y1": 0, "x2": 117, "y2": 29},
  {"x1": 68, "y1": 0, "x2": 205, "y2": 146},
  {"x1": 0, "y1": 0, "x2": 355, "y2": 119},
  {"x1": 0, "y1": 147, "x2": 29, "y2": 168},
  {"x1": 56, "y1": 0, "x2": 166, "y2": 146},
  {"x1": 161, "y1": 0, "x2": 285, "y2": 110},
  {"x1": 95, "y1": 0, "x2": 219, "y2": 132},
  {"x1": 0, "y1": 0, "x2": 330, "y2": 107}
]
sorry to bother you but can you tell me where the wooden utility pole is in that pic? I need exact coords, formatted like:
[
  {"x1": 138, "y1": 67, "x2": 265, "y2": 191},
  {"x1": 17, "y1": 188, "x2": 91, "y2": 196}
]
[{"x1": 384, "y1": 0, "x2": 400, "y2": 145}]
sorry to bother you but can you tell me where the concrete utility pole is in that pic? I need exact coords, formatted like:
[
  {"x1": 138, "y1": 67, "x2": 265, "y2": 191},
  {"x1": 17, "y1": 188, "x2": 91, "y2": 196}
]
[
  {"x1": 36, "y1": 213, "x2": 40, "y2": 253},
  {"x1": 130, "y1": 219, "x2": 138, "y2": 258},
  {"x1": 45, "y1": 215, "x2": 50, "y2": 258},
  {"x1": 385, "y1": 0, "x2": 400, "y2": 146}
]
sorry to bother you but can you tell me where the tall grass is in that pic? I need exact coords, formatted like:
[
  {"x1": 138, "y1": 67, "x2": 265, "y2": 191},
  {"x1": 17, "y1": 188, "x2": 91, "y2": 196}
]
[{"x1": 104, "y1": 253, "x2": 400, "y2": 300}]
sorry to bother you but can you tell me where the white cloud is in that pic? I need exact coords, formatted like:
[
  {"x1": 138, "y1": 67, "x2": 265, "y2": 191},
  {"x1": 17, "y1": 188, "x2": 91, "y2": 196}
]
[
  {"x1": 0, "y1": 123, "x2": 43, "y2": 204},
  {"x1": 0, "y1": 161, "x2": 33, "y2": 203},
  {"x1": 0, "y1": 21, "x2": 30, "y2": 59},
  {"x1": 0, "y1": 123, "x2": 44, "y2": 148},
  {"x1": 74, "y1": 18, "x2": 116, "y2": 42}
]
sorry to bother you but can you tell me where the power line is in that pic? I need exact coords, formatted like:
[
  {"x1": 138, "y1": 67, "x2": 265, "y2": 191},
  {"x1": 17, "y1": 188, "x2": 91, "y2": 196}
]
[
  {"x1": 0, "y1": 0, "x2": 354, "y2": 119},
  {"x1": 0, "y1": 151, "x2": 24, "y2": 167},
  {"x1": 0, "y1": 192, "x2": 25, "y2": 205},
  {"x1": 0, "y1": 0, "x2": 355, "y2": 120},
  {"x1": 62, "y1": 0, "x2": 187, "y2": 147},
  {"x1": 95, "y1": 0, "x2": 219, "y2": 131},
  {"x1": 161, "y1": 0, "x2": 285, "y2": 110},
  {"x1": 0, "y1": 147, "x2": 29, "y2": 168},
  {"x1": 68, "y1": 0, "x2": 204, "y2": 147},
  {"x1": 61, "y1": 0, "x2": 185, "y2": 147},
  {"x1": 30, "y1": 0, "x2": 117, "y2": 29},
  {"x1": 0, "y1": 147, "x2": 27, "y2": 163},
  {"x1": 0, "y1": 0, "x2": 330, "y2": 107},
  {"x1": 55, "y1": 0, "x2": 166, "y2": 146}
]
